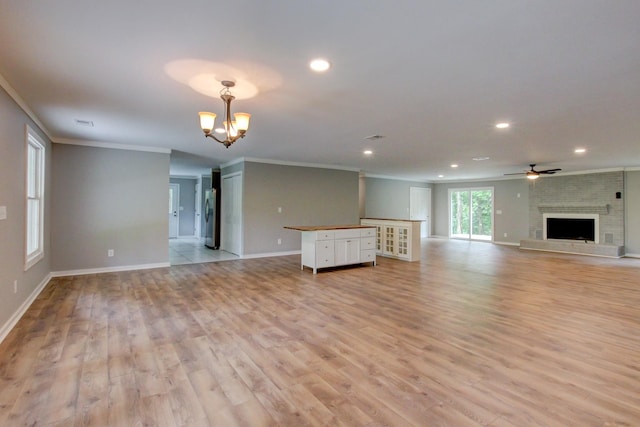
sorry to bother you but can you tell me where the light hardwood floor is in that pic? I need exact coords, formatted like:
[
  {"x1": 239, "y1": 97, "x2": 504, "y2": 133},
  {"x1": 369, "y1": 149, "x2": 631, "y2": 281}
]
[{"x1": 1, "y1": 240, "x2": 639, "y2": 426}]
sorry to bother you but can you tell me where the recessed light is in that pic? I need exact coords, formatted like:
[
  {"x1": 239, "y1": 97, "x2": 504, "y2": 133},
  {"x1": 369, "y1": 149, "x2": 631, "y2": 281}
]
[
  {"x1": 451, "y1": 164, "x2": 459, "y2": 168},
  {"x1": 309, "y1": 58, "x2": 331, "y2": 72},
  {"x1": 495, "y1": 122, "x2": 510, "y2": 129},
  {"x1": 438, "y1": 174, "x2": 444, "y2": 178},
  {"x1": 363, "y1": 150, "x2": 373, "y2": 155},
  {"x1": 472, "y1": 156, "x2": 490, "y2": 161},
  {"x1": 574, "y1": 148, "x2": 586, "y2": 153}
]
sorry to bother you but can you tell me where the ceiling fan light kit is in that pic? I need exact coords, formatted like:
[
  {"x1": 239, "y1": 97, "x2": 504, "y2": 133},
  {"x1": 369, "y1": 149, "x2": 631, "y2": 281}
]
[
  {"x1": 199, "y1": 81, "x2": 251, "y2": 148},
  {"x1": 505, "y1": 164, "x2": 562, "y2": 179}
]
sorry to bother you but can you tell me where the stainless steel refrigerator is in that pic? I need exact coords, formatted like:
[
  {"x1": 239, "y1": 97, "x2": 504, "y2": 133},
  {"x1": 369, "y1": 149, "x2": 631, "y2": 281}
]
[{"x1": 204, "y1": 188, "x2": 217, "y2": 249}]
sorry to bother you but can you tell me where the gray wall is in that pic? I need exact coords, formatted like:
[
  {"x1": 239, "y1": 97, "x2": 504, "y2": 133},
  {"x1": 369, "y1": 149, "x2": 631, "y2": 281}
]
[
  {"x1": 240, "y1": 161, "x2": 360, "y2": 255},
  {"x1": 625, "y1": 170, "x2": 640, "y2": 256},
  {"x1": 528, "y1": 171, "x2": 624, "y2": 246},
  {"x1": 170, "y1": 177, "x2": 196, "y2": 237},
  {"x1": 51, "y1": 144, "x2": 170, "y2": 271},
  {"x1": 365, "y1": 177, "x2": 431, "y2": 221},
  {"x1": 0, "y1": 87, "x2": 52, "y2": 332},
  {"x1": 432, "y1": 178, "x2": 530, "y2": 243}
]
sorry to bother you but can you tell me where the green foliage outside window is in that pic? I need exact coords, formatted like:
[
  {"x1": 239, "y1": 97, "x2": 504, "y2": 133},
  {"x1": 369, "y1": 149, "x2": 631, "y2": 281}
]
[{"x1": 450, "y1": 189, "x2": 492, "y2": 239}]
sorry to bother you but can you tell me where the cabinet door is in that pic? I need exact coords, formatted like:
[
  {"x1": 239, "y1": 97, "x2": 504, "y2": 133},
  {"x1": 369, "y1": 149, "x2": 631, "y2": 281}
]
[
  {"x1": 316, "y1": 240, "x2": 335, "y2": 268},
  {"x1": 335, "y1": 238, "x2": 361, "y2": 266},
  {"x1": 374, "y1": 225, "x2": 383, "y2": 254},
  {"x1": 383, "y1": 226, "x2": 396, "y2": 256},
  {"x1": 396, "y1": 226, "x2": 409, "y2": 259}
]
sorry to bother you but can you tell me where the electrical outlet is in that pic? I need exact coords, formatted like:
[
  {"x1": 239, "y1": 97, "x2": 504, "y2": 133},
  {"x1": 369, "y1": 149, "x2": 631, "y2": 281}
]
[
  {"x1": 503, "y1": 233, "x2": 508, "y2": 238},
  {"x1": 13, "y1": 280, "x2": 17, "y2": 294},
  {"x1": 108, "y1": 249, "x2": 114, "y2": 257},
  {"x1": 277, "y1": 238, "x2": 282, "y2": 245},
  {"x1": 277, "y1": 206, "x2": 282, "y2": 213}
]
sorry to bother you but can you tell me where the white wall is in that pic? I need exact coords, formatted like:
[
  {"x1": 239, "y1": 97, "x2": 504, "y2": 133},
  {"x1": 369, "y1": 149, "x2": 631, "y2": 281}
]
[
  {"x1": 51, "y1": 143, "x2": 170, "y2": 272},
  {"x1": 238, "y1": 161, "x2": 360, "y2": 256},
  {"x1": 365, "y1": 177, "x2": 431, "y2": 222},
  {"x1": 0, "y1": 87, "x2": 52, "y2": 337}
]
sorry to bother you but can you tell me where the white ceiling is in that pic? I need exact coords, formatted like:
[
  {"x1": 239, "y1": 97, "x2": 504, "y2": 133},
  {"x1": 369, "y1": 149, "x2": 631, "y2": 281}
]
[{"x1": 1, "y1": 1, "x2": 639, "y2": 181}]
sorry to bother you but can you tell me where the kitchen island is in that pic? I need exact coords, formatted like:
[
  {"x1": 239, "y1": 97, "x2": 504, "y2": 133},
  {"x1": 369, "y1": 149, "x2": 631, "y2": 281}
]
[{"x1": 285, "y1": 225, "x2": 376, "y2": 274}]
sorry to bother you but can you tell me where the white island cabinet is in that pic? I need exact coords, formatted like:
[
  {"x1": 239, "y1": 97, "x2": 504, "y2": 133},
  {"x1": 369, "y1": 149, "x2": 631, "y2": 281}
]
[
  {"x1": 285, "y1": 225, "x2": 376, "y2": 274},
  {"x1": 360, "y1": 218, "x2": 422, "y2": 262}
]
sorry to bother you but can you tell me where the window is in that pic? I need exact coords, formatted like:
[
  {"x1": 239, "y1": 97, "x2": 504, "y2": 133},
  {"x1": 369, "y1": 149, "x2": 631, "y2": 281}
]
[
  {"x1": 25, "y1": 126, "x2": 45, "y2": 270},
  {"x1": 449, "y1": 187, "x2": 494, "y2": 241}
]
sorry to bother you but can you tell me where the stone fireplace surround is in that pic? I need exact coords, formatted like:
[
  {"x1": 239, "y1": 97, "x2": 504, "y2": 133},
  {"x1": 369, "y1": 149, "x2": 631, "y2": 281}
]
[{"x1": 520, "y1": 171, "x2": 625, "y2": 257}]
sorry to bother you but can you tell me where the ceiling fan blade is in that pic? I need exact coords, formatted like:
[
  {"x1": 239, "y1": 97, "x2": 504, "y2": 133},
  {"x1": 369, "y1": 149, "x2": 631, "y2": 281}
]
[{"x1": 539, "y1": 168, "x2": 562, "y2": 174}]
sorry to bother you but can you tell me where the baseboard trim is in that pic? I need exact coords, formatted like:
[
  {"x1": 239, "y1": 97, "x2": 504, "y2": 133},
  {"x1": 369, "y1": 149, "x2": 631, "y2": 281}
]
[
  {"x1": 624, "y1": 253, "x2": 640, "y2": 258},
  {"x1": 0, "y1": 273, "x2": 52, "y2": 344},
  {"x1": 51, "y1": 262, "x2": 170, "y2": 277},
  {"x1": 241, "y1": 250, "x2": 301, "y2": 259},
  {"x1": 494, "y1": 241, "x2": 520, "y2": 247}
]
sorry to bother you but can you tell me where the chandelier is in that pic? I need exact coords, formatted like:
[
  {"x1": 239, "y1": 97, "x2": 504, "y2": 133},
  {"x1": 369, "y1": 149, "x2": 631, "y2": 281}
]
[{"x1": 198, "y1": 81, "x2": 251, "y2": 148}]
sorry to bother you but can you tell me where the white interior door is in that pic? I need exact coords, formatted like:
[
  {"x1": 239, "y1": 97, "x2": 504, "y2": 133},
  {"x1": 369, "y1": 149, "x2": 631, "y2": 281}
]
[
  {"x1": 221, "y1": 173, "x2": 242, "y2": 255},
  {"x1": 169, "y1": 183, "x2": 180, "y2": 238},
  {"x1": 410, "y1": 187, "x2": 431, "y2": 238}
]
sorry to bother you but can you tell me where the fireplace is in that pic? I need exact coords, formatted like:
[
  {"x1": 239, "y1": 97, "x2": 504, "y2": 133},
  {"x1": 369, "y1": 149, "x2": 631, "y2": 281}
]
[{"x1": 543, "y1": 213, "x2": 599, "y2": 243}]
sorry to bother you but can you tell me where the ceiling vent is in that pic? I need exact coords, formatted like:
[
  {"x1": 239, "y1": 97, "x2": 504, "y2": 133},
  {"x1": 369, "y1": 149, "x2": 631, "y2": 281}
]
[{"x1": 75, "y1": 119, "x2": 94, "y2": 127}]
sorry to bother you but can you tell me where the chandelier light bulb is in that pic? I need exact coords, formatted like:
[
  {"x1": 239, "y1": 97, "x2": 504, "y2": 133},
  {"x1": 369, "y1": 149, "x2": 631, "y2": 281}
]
[{"x1": 198, "y1": 112, "x2": 216, "y2": 134}]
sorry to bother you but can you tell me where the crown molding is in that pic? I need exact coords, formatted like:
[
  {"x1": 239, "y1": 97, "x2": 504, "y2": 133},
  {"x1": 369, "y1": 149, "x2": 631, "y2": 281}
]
[
  {"x1": 363, "y1": 173, "x2": 431, "y2": 183},
  {"x1": 432, "y1": 167, "x2": 635, "y2": 185},
  {"x1": 53, "y1": 137, "x2": 171, "y2": 154},
  {"x1": 221, "y1": 156, "x2": 361, "y2": 173},
  {"x1": 0, "y1": 72, "x2": 52, "y2": 140}
]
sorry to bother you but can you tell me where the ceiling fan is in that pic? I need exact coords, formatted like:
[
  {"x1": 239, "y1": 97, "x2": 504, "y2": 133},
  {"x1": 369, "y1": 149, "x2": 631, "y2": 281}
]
[{"x1": 505, "y1": 164, "x2": 562, "y2": 180}]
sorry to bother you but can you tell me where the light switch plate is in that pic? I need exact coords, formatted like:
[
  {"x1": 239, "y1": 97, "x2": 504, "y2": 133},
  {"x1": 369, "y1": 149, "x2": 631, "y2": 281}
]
[{"x1": 0, "y1": 206, "x2": 7, "y2": 220}]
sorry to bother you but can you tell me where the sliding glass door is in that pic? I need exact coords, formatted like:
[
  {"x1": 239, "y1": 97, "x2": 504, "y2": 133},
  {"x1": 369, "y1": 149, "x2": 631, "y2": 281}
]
[{"x1": 449, "y1": 187, "x2": 494, "y2": 241}]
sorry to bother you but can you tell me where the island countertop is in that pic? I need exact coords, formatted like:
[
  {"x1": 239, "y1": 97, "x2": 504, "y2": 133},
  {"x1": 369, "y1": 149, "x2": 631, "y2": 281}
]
[{"x1": 284, "y1": 225, "x2": 373, "y2": 231}]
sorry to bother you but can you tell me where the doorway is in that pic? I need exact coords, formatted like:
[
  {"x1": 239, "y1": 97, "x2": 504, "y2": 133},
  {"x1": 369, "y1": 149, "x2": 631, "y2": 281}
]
[
  {"x1": 168, "y1": 183, "x2": 180, "y2": 239},
  {"x1": 410, "y1": 187, "x2": 431, "y2": 238},
  {"x1": 449, "y1": 187, "x2": 494, "y2": 241},
  {"x1": 221, "y1": 172, "x2": 242, "y2": 256}
]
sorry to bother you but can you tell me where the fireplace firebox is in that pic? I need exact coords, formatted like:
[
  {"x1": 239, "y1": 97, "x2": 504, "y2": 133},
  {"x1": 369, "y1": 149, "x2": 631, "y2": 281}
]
[{"x1": 543, "y1": 213, "x2": 599, "y2": 244}]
